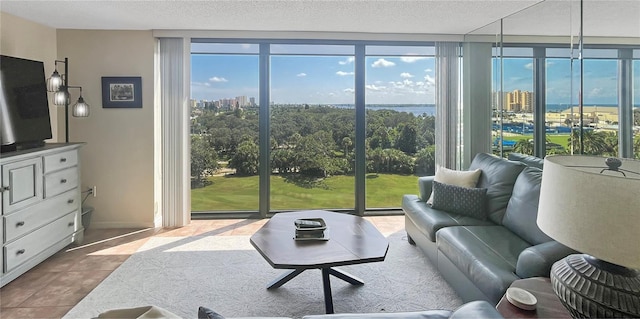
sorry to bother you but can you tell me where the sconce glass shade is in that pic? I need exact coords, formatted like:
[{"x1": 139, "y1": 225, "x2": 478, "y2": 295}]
[
  {"x1": 72, "y1": 96, "x2": 90, "y2": 117},
  {"x1": 53, "y1": 89, "x2": 68, "y2": 106},
  {"x1": 47, "y1": 70, "x2": 63, "y2": 92}
]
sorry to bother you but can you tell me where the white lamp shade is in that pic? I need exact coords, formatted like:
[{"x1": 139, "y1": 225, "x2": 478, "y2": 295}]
[
  {"x1": 72, "y1": 96, "x2": 89, "y2": 117},
  {"x1": 537, "y1": 155, "x2": 640, "y2": 269},
  {"x1": 53, "y1": 90, "x2": 67, "y2": 105},
  {"x1": 47, "y1": 71, "x2": 62, "y2": 92}
]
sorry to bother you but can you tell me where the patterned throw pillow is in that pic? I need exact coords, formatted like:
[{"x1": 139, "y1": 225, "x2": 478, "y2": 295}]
[
  {"x1": 431, "y1": 181, "x2": 488, "y2": 220},
  {"x1": 427, "y1": 166, "x2": 482, "y2": 205}
]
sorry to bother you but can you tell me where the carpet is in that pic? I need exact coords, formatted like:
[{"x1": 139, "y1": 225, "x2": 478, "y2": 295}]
[{"x1": 63, "y1": 231, "x2": 462, "y2": 319}]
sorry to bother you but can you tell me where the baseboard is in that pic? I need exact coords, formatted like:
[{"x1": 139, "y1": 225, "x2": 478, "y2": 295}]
[{"x1": 88, "y1": 221, "x2": 156, "y2": 229}]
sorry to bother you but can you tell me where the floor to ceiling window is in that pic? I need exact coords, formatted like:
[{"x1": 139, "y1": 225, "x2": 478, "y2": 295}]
[
  {"x1": 364, "y1": 45, "x2": 436, "y2": 209},
  {"x1": 190, "y1": 43, "x2": 260, "y2": 213},
  {"x1": 190, "y1": 40, "x2": 438, "y2": 216},
  {"x1": 269, "y1": 45, "x2": 356, "y2": 211}
]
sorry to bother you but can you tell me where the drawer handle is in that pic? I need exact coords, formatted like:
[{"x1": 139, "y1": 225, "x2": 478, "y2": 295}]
[
  {"x1": 16, "y1": 249, "x2": 25, "y2": 255},
  {"x1": 68, "y1": 222, "x2": 75, "y2": 227},
  {"x1": 60, "y1": 158, "x2": 67, "y2": 163},
  {"x1": 61, "y1": 179, "x2": 67, "y2": 184},
  {"x1": 67, "y1": 199, "x2": 75, "y2": 204},
  {"x1": 16, "y1": 221, "x2": 25, "y2": 227}
]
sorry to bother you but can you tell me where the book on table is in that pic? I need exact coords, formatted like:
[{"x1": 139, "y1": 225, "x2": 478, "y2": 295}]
[{"x1": 294, "y1": 218, "x2": 329, "y2": 241}]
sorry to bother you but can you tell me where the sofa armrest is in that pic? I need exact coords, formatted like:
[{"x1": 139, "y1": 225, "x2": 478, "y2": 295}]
[
  {"x1": 449, "y1": 301, "x2": 504, "y2": 319},
  {"x1": 516, "y1": 241, "x2": 577, "y2": 278},
  {"x1": 418, "y1": 176, "x2": 435, "y2": 202}
]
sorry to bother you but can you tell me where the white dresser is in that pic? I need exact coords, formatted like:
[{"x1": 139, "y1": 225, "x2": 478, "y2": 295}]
[{"x1": 0, "y1": 143, "x2": 84, "y2": 287}]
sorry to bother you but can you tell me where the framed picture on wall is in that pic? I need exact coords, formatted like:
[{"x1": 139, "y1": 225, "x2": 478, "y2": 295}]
[{"x1": 101, "y1": 76, "x2": 142, "y2": 108}]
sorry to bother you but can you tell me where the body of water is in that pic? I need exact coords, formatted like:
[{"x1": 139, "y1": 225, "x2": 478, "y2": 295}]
[{"x1": 332, "y1": 104, "x2": 621, "y2": 117}]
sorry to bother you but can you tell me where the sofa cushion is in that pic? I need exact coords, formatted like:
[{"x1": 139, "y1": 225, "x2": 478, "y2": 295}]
[
  {"x1": 403, "y1": 195, "x2": 494, "y2": 242},
  {"x1": 436, "y1": 226, "x2": 530, "y2": 303},
  {"x1": 507, "y1": 153, "x2": 544, "y2": 169},
  {"x1": 501, "y1": 167, "x2": 552, "y2": 245},
  {"x1": 426, "y1": 166, "x2": 482, "y2": 205},
  {"x1": 468, "y1": 153, "x2": 526, "y2": 224},
  {"x1": 431, "y1": 181, "x2": 487, "y2": 220}
]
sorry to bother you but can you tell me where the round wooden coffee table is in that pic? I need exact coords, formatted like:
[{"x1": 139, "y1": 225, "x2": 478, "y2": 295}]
[{"x1": 249, "y1": 210, "x2": 389, "y2": 314}]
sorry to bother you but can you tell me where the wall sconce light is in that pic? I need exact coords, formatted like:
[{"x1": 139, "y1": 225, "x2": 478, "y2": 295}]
[{"x1": 47, "y1": 57, "x2": 90, "y2": 143}]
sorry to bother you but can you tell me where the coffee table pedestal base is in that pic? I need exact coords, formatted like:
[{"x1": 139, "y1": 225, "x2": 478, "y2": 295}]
[{"x1": 266, "y1": 267, "x2": 364, "y2": 314}]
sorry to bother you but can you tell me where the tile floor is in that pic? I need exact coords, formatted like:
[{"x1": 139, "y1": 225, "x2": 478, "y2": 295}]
[{"x1": 0, "y1": 216, "x2": 405, "y2": 319}]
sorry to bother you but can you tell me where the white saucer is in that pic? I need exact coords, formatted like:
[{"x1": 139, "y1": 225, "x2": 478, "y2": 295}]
[{"x1": 506, "y1": 287, "x2": 537, "y2": 311}]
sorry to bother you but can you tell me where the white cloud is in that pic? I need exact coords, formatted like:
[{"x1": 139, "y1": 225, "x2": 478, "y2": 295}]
[
  {"x1": 425, "y1": 68, "x2": 433, "y2": 73},
  {"x1": 524, "y1": 63, "x2": 533, "y2": 70},
  {"x1": 297, "y1": 73, "x2": 307, "y2": 77},
  {"x1": 343, "y1": 88, "x2": 355, "y2": 94},
  {"x1": 336, "y1": 71, "x2": 355, "y2": 76},
  {"x1": 365, "y1": 84, "x2": 386, "y2": 91},
  {"x1": 400, "y1": 56, "x2": 428, "y2": 63},
  {"x1": 400, "y1": 72, "x2": 414, "y2": 78},
  {"x1": 192, "y1": 81, "x2": 211, "y2": 87},
  {"x1": 209, "y1": 76, "x2": 228, "y2": 82},
  {"x1": 339, "y1": 57, "x2": 355, "y2": 65},
  {"x1": 424, "y1": 75, "x2": 435, "y2": 86},
  {"x1": 371, "y1": 58, "x2": 395, "y2": 68}
]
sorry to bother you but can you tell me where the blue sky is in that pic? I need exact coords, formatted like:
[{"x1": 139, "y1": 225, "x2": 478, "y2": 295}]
[{"x1": 192, "y1": 53, "x2": 639, "y2": 106}]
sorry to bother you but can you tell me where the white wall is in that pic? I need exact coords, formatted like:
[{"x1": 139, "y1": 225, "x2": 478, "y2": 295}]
[
  {"x1": 0, "y1": 12, "x2": 60, "y2": 142},
  {"x1": 56, "y1": 30, "x2": 156, "y2": 228}
]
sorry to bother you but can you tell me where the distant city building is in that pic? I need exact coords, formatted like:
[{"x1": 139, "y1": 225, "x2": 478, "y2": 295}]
[
  {"x1": 506, "y1": 90, "x2": 533, "y2": 112},
  {"x1": 492, "y1": 90, "x2": 533, "y2": 113}
]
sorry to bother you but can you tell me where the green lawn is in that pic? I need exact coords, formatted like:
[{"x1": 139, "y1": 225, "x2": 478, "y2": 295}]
[
  {"x1": 503, "y1": 134, "x2": 571, "y2": 148},
  {"x1": 191, "y1": 174, "x2": 420, "y2": 212}
]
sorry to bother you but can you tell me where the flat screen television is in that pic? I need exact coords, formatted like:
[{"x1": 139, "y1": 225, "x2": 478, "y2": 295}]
[{"x1": 0, "y1": 55, "x2": 52, "y2": 153}]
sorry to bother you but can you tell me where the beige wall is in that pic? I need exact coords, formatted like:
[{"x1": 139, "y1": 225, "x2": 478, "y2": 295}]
[
  {"x1": 57, "y1": 30, "x2": 156, "y2": 228},
  {"x1": 0, "y1": 12, "x2": 60, "y2": 142},
  {"x1": 2, "y1": 14, "x2": 157, "y2": 228}
]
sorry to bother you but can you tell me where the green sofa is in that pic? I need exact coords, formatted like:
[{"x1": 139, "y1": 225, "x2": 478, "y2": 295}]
[{"x1": 402, "y1": 153, "x2": 575, "y2": 304}]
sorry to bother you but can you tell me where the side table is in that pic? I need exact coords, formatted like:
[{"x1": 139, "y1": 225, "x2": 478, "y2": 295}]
[{"x1": 496, "y1": 277, "x2": 571, "y2": 319}]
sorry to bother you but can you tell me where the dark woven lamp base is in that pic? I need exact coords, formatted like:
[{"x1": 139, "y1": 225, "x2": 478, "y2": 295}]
[{"x1": 550, "y1": 254, "x2": 640, "y2": 318}]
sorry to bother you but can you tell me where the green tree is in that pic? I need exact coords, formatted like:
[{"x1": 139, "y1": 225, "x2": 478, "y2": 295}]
[
  {"x1": 395, "y1": 123, "x2": 417, "y2": 154},
  {"x1": 191, "y1": 135, "x2": 218, "y2": 186},
  {"x1": 342, "y1": 136, "x2": 353, "y2": 157},
  {"x1": 513, "y1": 139, "x2": 534, "y2": 155},
  {"x1": 229, "y1": 140, "x2": 259, "y2": 176},
  {"x1": 570, "y1": 130, "x2": 617, "y2": 156},
  {"x1": 414, "y1": 145, "x2": 436, "y2": 176}
]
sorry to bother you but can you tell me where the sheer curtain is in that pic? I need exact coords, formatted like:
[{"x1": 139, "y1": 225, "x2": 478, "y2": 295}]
[
  {"x1": 157, "y1": 37, "x2": 190, "y2": 227},
  {"x1": 435, "y1": 42, "x2": 462, "y2": 169}
]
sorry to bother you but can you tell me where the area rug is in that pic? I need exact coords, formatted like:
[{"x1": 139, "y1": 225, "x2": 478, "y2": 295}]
[{"x1": 63, "y1": 231, "x2": 462, "y2": 319}]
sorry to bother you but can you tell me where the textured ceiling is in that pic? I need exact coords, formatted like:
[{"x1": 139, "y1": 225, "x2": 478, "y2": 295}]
[{"x1": 1, "y1": 0, "x2": 639, "y2": 38}]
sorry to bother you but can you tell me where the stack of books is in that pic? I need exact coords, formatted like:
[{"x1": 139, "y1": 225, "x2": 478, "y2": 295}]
[{"x1": 294, "y1": 218, "x2": 328, "y2": 241}]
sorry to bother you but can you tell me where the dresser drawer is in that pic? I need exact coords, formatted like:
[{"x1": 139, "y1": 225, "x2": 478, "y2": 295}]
[
  {"x1": 44, "y1": 168, "x2": 78, "y2": 198},
  {"x1": 4, "y1": 189, "x2": 80, "y2": 242},
  {"x1": 43, "y1": 150, "x2": 78, "y2": 174},
  {"x1": 4, "y1": 211, "x2": 77, "y2": 272}
]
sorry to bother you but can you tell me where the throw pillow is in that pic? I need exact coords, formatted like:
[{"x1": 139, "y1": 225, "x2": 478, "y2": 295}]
[
  {"x1": 427, "y1": 166, "x2": 482, "y2": 205},
  {"x1": 431, "y1": 181, "x2": 488, "y2": 219},
  {"x1": 198, "y1": 307, "x2": 225, "y2": 319}
]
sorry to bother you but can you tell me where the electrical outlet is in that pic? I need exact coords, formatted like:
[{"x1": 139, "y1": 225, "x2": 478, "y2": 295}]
[{"x1": 92, "y1": 186, "x2": 97, "y2": 197}]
